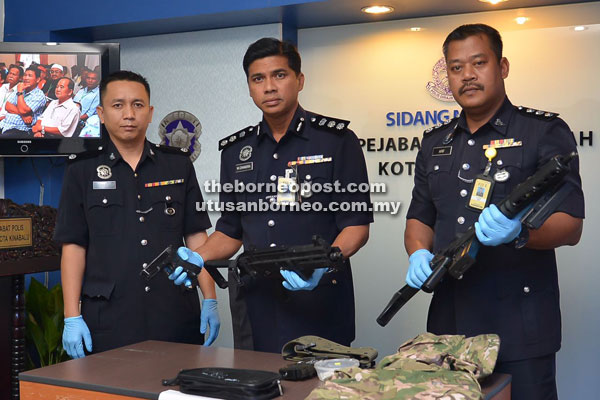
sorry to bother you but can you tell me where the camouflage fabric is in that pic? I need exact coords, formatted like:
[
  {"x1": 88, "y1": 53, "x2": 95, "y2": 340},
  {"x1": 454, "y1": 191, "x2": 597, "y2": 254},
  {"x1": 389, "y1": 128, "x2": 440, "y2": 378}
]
[{"x1": 306, "y1": 332, "x2": 500, "y2": 400}]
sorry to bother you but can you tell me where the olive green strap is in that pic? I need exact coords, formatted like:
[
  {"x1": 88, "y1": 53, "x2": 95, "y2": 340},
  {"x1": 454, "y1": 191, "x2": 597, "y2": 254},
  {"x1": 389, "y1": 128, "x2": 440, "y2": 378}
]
[{"x1": 281, "y1": 335, "x2": 378, "y2": 368}]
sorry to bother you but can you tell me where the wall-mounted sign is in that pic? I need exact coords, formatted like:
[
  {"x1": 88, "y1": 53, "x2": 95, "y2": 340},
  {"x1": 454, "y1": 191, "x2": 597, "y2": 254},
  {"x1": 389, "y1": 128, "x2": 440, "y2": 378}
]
[
  {"x1": 0, "y1": 218, "x2": 32, "y2": 249},
  {"x1": 159, "y1": 111, "x2": 203, "y2": 162}
]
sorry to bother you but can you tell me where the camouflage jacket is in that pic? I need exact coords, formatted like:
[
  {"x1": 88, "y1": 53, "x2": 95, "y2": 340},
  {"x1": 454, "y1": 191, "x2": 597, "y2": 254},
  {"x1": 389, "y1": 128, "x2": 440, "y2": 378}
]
[{"x1": 306, "y1": 332, "x2": 500, "y2": 400}]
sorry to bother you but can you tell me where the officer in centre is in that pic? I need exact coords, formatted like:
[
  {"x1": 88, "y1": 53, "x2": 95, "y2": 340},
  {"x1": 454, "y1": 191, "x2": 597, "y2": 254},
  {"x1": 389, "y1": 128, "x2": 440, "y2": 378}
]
[
  {"x1": 170, "y1": 37, "x2": 373, "y2": 353},
  {"x1": 54, "y1": 70, "x2": 220, "y2": 358},
  {"x1": 403, "y1": 24, "x2": 584, "y2": 400}
]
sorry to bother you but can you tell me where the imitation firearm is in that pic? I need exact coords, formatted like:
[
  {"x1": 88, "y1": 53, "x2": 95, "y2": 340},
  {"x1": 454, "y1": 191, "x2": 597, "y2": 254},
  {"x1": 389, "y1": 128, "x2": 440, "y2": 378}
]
[
  {"x1": 204, "y1": 235, "x2": 345, "y2": 289},
  {"x1": 377, "y1": 152, "x2": 579, "y2": 327},
  {"x1": 140, "y1": 244, "x2": 205, "y2": 288}
]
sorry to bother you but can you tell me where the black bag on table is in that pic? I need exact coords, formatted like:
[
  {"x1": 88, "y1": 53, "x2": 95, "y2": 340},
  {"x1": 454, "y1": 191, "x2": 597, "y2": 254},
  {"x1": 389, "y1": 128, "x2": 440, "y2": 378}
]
[{"x1": 163, "y1": 367, "x2": 282, "y2": 400}]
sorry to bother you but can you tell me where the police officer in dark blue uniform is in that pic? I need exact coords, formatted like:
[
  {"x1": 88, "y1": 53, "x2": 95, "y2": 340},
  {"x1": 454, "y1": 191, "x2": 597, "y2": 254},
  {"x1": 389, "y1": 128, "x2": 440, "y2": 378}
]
[
  {"x1": 171, "y1": 38, "x2": 373, "y2": 353},
  {"x1": 55, "y1": 71, "x2": 220, "y2": 358},
  {"x1": 404, "y1": 24, "x2": 584, "y2": 400}
]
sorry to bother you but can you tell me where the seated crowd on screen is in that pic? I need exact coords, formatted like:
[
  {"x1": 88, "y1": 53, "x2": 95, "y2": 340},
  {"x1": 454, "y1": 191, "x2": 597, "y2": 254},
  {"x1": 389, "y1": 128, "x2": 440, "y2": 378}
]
[{"x1": 0, "y1": 62, "x2": 100, "y2": 138}]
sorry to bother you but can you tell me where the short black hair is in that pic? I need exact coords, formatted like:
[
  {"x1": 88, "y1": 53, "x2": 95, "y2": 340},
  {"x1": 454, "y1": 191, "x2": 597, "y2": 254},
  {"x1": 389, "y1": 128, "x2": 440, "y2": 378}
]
[
  {"x1": 443, "y1": 24, "x2": 503, "y2": 62},
  {"x1": 59, "y1": 77, "x2": 75, "y2": 91},
  {"x1": 242, "y1": 37, "x2": 301, "y2": 77},
  {"x1": 9, "y1": 64, "x2": 24, "y2": 77},
  {"x1": 0, "y1": 70, "x2": 6, "y2": 81},
  {"x1": 99, "y1": 70, "x2": 150, "y2": 105},
  {"x1": 26, "y1": 65, "x2": 41, "y2": 78}
]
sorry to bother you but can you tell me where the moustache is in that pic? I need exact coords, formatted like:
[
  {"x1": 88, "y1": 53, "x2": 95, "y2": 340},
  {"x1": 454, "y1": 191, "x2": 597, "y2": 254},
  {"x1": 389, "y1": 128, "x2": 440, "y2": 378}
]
[{"x1": 459, "y1": 83, "x2": 484, "y2": 95}]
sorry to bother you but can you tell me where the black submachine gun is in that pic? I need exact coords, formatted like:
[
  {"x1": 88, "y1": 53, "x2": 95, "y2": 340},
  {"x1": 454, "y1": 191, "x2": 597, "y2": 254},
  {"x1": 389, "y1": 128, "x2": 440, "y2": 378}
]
[{"x1": 377, "y1": 152, "x2": 579, "y2": 327}]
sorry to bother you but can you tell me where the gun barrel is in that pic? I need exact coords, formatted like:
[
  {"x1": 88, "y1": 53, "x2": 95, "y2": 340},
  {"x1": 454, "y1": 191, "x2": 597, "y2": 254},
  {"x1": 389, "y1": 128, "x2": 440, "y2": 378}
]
[{"x1": 376, "y1": 285, "x2": 419, "y2": 327}]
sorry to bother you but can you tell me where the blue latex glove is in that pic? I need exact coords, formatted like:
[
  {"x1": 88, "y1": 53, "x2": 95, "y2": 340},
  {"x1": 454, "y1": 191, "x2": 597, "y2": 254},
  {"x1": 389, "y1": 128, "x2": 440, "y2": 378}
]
[
  {"x1": 201, "y1": 299, "x2": 220, "y2": 346},
  {"x1": 406, "y1": 249, "x2": 434, "y2": 289},
  {"x1": 475, "y1": 204, "x2": 523, "y2": 246},
  {"x1": 280, "y1": 268, "x2": 327, "y2": 291},
  {"x1": 62, "y1": 315, "x2": 92, "y2": 359},
  {"x1": 168, "y1": 247, "x2": 204, "y2": 288}
]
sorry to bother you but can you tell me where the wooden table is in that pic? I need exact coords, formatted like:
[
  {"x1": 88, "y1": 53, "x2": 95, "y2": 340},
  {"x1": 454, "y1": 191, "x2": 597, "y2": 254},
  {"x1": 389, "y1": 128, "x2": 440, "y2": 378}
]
[{"x1": 20, "y1": 340, "x2": 511, "y2": 399}]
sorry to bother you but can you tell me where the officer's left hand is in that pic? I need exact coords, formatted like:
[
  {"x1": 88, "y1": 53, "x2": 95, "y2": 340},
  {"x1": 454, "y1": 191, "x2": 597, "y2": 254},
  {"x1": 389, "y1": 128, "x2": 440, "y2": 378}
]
[
  {"x1": 280, "y1": 268, "x2": 327, "y2": 291},
  {"x1": 168, "y1": 247, "x2": 204, "y2": 288},
  {"x1": 475, "y1": 204, "x2": 522, "y2": 246},
  {"x1": 200, "y1": 299, "x2": 220, "y2": 346}
]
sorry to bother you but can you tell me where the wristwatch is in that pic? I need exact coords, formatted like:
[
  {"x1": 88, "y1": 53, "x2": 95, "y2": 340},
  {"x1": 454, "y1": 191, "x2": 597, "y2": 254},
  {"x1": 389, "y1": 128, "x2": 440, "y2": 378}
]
[
  {"x1": 16, "y1": 91, "x2": 24, "y2": 96},
  {"x1": 512, "y1": 224, "x2": 529, "y2": 249}
]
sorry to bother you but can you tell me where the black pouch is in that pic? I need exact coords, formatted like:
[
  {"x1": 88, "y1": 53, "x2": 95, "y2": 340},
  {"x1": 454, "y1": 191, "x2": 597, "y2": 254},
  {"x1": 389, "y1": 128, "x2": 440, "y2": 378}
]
[{"x1": 163, "y1": 367, "x2": 283, "y2": 400}]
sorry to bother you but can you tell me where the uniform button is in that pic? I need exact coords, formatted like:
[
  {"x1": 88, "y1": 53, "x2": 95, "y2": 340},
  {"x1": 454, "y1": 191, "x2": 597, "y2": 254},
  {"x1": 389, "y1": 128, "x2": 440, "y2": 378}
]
[
  {"x1": 165, "y1": 195, "x2": 172, "y2": 202},
  {"x1": 468, "y1": 139, "x2": 475, "y2": 146},
  {"x1": 134, "y1": 173, "x2": 138, "y2": 178},
  {"x1": 145, "y1": 286, "x2": 151, "y2": 293},
  {"x1": 139, "y1": 216, "x2": 145, "y2": 223},
  {"x1": 497, "y1": 160, "x2": 504, "y2": 166},
  {"x1": 433, "y1": 165, "x2": 439, "y2": 171},
  {"x1": 523, "y1": 286, "x2": 530, "y2": 294},
  {"x1": 269, "y1": 197, "x2": 276, "y2": 203},
  {"x1": 331, "y1": 279, "x2": 337, "y2": 285},
  {"x1": 137, "y1": 194, "x2": 142, "y2": 200},
  {"x1": 142, "y1": 263, "x2": 148, "y2": 268},
  {"x1": 457, "y1": 216, "x2": 465, "y2": 225},
  {"x1": 270, "y1": 243, "x2": 276, "y2": 247},
  {"x1": 102, "y1": 198, "x2": 108, "y2": 204},
  {"x1": 273, "y1": 153, "x2": 279, "y2": 159},
  {"x1": 267, "y1": 220, "x2": 275, "y2": 227},
  {"x1": 141, "y1": 239, "x2": 148, "y2": 246},
  {"x1": 305, "y1": 174, "x2": 312, "y2": 181},
  {"x1": 460, "y1": 189, "x2": 468, "y2": 197},
  {"x1": 462, "y1": 163, "x2": 470, "y2": 170},
  {"x1": 270, "y1": 175, "x2": 277, "y2": 181}
]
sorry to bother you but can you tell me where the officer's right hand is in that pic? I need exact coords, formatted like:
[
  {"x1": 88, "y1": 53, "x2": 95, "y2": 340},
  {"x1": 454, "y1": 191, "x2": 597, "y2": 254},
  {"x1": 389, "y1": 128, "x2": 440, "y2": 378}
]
[
  {"x1": 168, "y1": 247, "x2": 204, "y2": 288},
  {"x1": 62, "y1": 315, "x2": 92, "y2": 359},
  {"x1": 405, "y1": 249, "x2": 434, "y2": 289}
]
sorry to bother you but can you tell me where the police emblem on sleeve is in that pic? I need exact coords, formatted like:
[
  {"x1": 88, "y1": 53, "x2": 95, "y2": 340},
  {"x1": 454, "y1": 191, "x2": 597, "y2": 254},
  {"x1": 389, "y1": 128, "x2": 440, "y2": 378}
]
[
  {"x1": 97, "y1": 165, "x2": 112, "y2": 179},
  {"x1": 158, "y1": 111, "x2": 203, "y2": 162},
  {"x1": 426, "y1": 57, "x2": 455, "y2": 102},
  {"x1": 239, "y1": 145, "x2": 253, "y2": 161}
]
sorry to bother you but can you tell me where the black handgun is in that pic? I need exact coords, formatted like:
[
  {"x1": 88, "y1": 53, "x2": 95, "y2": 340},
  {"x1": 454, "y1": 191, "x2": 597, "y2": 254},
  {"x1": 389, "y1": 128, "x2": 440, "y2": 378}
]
[
  {"x1": 204, "y1": 235, "x2": 345, "y2": 289},
  {"x1": 140, "y1": 244, "x2": 203, "y2": 289},
  {"x1": 377, "y1": 152, "x2": 578, "y2": 327}
]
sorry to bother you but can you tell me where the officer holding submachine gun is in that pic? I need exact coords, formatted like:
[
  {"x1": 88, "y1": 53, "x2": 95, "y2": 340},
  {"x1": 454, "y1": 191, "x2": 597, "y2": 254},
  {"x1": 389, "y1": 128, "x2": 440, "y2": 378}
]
[{"x1": 394, "y1": 24, "x2": 584, "y2": 400}]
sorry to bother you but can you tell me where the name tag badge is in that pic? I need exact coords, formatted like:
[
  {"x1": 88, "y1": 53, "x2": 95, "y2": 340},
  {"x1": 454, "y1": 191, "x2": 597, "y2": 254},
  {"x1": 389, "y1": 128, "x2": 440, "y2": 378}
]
[
  {"x1": 93, "y1": 181, "x2": 116, "y2": 190},
  {"x1": 277, "y1": 176, "x2": 297, "y2": 204},
  {"x1": 467, "y1": 176, "x2": 495, "y2": 211},
  {"x1": 235, "y1": 162, "x2": 253, "y2": 173},
  {"x1": 432, "y1": 146, "x2": 452, "y2": 156}
]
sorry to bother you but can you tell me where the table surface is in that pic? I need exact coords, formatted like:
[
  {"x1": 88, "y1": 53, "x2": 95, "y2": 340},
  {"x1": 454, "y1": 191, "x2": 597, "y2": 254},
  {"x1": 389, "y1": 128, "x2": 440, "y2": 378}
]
[{"x1": 20, "y1": 340, "x2": 511, "y2": 399}]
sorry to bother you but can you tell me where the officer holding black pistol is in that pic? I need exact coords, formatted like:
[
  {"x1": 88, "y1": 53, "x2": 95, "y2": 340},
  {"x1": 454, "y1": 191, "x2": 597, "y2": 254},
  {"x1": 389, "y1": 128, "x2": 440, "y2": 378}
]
[
  {"x1": 54, "y1": 71, "x2": 220, "y2": 358},
  {"x1": 404, "y1": 24, "x2": 584, "y2": 400}
]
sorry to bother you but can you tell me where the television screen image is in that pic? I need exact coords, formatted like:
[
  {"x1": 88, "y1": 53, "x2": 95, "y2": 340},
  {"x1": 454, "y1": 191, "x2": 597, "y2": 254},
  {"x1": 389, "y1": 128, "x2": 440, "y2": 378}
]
[{"x1": 0, "y1": 42, "x2": 119, "y2": 156}]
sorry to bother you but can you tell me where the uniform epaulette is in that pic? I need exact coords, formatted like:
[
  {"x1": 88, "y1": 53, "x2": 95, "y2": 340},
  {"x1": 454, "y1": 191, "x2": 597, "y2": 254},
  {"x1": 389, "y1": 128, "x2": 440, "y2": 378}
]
[
  {"x1": 66, "y1": 146, "x2": 105, "y2": 162},
  {"x1": 423, "y1": 117, "x2": 457, "y2": 136},
  {"x1": 219, "y1": 125, "x2": 256, "y2": 151},
  {"x1": 516, "y1": 106, "x2": 559, "y2": 120},
  {"x1": 309, "y1": 114, "x2": 350, "y2": 134},
  {"x1": 153, "y1": 143, "x2": 190, "y2": 155}
]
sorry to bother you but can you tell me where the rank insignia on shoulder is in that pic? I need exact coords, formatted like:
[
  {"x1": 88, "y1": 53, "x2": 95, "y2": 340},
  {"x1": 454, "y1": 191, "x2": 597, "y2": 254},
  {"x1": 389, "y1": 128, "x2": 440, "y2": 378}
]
[
  {"x1": 66, "y1": 146, "x2": 104, "y2": 162},
  {"x1": 309, "y1": 114, "x2": 350, "y2": 134},
  {"x1": 219, "y1": 125, "x2": 256, "y2": 151},
  {"x1": 424, "y1": 118, "x2": 457, "y2": 136},
  {"x1": 154, "y1": 143, "x2": 190, "y2": 155},
  {"x1": 516, "y1": 106, "x2": 558, "y2": 120}
]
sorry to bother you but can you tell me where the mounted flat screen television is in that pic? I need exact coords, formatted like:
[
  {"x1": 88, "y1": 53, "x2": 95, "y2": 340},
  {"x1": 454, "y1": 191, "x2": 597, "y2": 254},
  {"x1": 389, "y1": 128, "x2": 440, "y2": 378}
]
[{"x1": 0, "y1": 42, "x2": 119, "y2": 156}]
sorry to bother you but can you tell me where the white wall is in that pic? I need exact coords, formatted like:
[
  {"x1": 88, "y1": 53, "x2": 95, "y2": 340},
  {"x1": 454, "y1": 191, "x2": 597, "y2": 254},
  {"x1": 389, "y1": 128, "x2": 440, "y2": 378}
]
[
  {"x1": 114, "y1": 23, "x2": 282, "y2": 349},
  {"x1": 299, "y1": 3, "x2": 599, "y2": 398}
]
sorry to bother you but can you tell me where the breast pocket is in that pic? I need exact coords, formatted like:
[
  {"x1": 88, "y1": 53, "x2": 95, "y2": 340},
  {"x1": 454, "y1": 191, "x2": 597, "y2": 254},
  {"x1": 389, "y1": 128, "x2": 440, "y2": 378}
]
[
  {"x1": 427, "y1": 157, "x2": 455, "y2": 203},
  {"x1": 299, "y1": 163, "x2": 333, "y2": 204},
  {"x1": 148, "y1": 186, "x2": 185, "y2": 232},
  {"x1": 490, "y1": 147, "x2": 524, "y2": 199},
  {"x1": 87, "y1": 190, "x2": 124, "y2": 236}
]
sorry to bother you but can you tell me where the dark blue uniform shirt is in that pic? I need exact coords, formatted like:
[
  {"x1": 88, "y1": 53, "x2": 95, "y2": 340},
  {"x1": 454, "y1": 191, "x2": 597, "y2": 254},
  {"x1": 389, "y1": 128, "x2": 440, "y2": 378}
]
[
  {"x1": 216, "y1": 105, "x2": 373, "y2": 352},
  {"x1": 407, "y1": 97, "x2": 584, "y2": 361},
  {"x1": 54, "y1": 137, "x2": 212, "y2": 352}
]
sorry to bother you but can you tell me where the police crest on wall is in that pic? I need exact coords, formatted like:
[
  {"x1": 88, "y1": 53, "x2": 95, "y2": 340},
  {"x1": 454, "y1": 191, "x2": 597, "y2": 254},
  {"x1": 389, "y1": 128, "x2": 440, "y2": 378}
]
[
  {"x1": 426, "y1": 57, "x2": 455, "y2": 102},
  {"x1": 158, "y1": 111, "x2": 202, "y2": 162}
]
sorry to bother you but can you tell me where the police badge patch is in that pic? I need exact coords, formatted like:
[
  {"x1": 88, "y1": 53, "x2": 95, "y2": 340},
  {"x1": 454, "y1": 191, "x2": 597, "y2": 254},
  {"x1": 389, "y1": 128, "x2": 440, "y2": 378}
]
[
  {"x1": 97, "y1": 165, "x2": 112, "y2": 179},
  {"x1": 426, "y1": 57, "x2": 455, "y2": 102},
  {"x1": 239, "y1": 145, "x2": 253, "y2": 161},
  {"x1": 158, "y1": 111, "x2": 203, "y2": 162}
]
